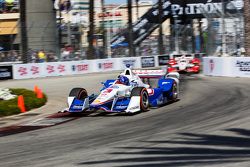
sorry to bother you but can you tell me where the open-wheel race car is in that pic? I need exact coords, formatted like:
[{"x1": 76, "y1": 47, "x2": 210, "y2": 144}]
[
  {"x1": 63, "y1": 67, "x2": 180, "y2": 114},
  {"x1": 167, "y1": 54, "x2": 200, "y2": 73}
]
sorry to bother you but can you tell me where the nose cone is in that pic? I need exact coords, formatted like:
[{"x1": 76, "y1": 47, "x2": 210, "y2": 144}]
[{"x1": 91, "y1": 88, "x2": 117, "y2": 106}]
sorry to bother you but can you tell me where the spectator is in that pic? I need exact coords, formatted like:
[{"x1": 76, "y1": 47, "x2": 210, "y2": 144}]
[
  {"x1": 0, "y1": 52, "x2": 6, "y2": 62},
  {"x1": 37, "y1": 49, "x2": 46, "y2": 63},
  {"x1": 61, "y1": 48, "x2": 70, "y2": 61},
  {"x1": 5, "y1": 0, "x2": 14, "y2": 12},
  {"x1": 7, "y1": 50, "x2": 16, "y2": 61},
  {"x1": 0, "y1": 0, "x2": 6, "y2": 13},
  {"x1": 47, "y1": 51, "x2": 57, "y2": 62}
]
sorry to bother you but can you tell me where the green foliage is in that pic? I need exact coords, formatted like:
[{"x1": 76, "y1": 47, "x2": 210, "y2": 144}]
[{"x1": 0, "y1": 88, "x2": 47, "y2": 117}]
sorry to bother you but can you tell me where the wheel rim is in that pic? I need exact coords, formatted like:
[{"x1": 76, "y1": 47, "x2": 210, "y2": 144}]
[
  {"x1": 142, "y1": 91, "x2": 149, "y2": 108},
  {"x1": 172, "y1": 84, "x2": 178, "y2": 99}
]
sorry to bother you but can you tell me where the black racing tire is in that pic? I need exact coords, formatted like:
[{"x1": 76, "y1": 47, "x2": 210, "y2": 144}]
[
  {"x1": 131, "y1": 87, "x2": 149, "y2": 112},
  {"x1": 170, "y1": 82, "x2": 178, "y2": 101},
  {"x1": 69, "y1": 88, "x2": 88, "y2": 100}
]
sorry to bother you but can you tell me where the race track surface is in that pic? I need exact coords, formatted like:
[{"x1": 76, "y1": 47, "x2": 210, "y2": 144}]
[{"x1": 0, "y1": 72, "x2": 250, "y2": 167}]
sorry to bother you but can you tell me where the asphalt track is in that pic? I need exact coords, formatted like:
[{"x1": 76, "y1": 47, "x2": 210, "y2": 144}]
[{"x1": 0, "y1": 72, "x2": 250, "y2": 167}]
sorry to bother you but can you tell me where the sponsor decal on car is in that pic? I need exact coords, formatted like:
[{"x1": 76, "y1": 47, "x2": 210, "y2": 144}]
[
  {"x1": 72, "y1": 105, "x2": 83, "y2": 110},
  {"x1": 115, "y1": 106, "x2": 127, "y2": 110},
  {"x1": 147, "y1": 89, "x2": 154, "y2": 96},
  {"x1": 128, "y1": 106, "x2": 139, "y2": 110}
]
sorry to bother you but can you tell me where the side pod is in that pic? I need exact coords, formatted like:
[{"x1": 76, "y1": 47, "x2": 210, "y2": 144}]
[{"x1": 158, "y1": 78, "x2": 175, "y2": 92}]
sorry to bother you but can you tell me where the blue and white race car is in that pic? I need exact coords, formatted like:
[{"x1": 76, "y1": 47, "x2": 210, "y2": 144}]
[{"x1": 63, "y1": 67, "x2": 180, "y2": 114}]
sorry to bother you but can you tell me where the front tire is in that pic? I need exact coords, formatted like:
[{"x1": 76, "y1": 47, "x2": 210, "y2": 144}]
[
  {"x1": 131, "y1": 87, "x2": 149, "y2": 112},
  {"x1": 69, "y1": 88, "x2": 88, "y2": 100}
]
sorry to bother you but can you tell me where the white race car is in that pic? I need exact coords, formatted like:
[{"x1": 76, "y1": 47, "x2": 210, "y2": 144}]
[{"x1": 63, "y1": 67, "x2": 180, "y2": 114}]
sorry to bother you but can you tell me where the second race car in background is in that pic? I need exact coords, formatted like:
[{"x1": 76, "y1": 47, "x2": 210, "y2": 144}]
[
  {"x1": 62, "y1": 67, "x2": 180, "y2": 114},
  {"x1": 167, "y1": 54, "x2": 201, "y2": 73}
]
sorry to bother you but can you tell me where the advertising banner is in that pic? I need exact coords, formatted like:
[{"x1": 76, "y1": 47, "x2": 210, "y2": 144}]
[
  {"x1": 203, "y1": 57, "x2": 231, "y2": 76},
  {"x1": 203, "y1": 57, "x2": 250, "y2": 77},
  {"x1": 13, "y1": 63, "x2": 44, "y2": 79},
  {"x1": 69, "y1": 61, "x2": 92, "y2": 75},
  {"x1": 141, "y1": 56, "x2": 155, "y2": 68},
  {"x1": 95, "y1": 59, "x2": 116, "y2": 72},
  {"x1": 158, "y1": 55, "x2": 170, "y2": 66},
  {"x1": 231, "y1": 58, "x2": 250, "y2": 77},
  {"x1": 44, "y1": 62, "x2": 70, "y2": 77},
  {"x1": 0, "y1": 66, "x2": 13, "y2": 80}
]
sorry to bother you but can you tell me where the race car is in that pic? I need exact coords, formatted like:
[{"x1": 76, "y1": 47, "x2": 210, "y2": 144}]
[
  {"x1": 63, "y1": 67, "x2": 180, "y2": 114},
  {"x1": 167, "y1": 54, "x2": 200, "y2": 73}
]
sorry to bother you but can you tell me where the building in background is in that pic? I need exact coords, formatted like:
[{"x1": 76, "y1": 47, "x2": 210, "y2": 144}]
[
  {"x1": 26, "y1": 0, "x2": 57, "y2": 53},
  {"x1": 0, "y1": 0, "x2": 57, "y2": 55},
  {"x1": 0, "y1": 0, "x2": 19, "y2": 52}
]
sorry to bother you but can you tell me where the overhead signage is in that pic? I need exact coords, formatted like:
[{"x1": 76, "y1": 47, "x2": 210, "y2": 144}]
[{"x1": 111, "y1": 0, "x2": 243, "y2": 47}]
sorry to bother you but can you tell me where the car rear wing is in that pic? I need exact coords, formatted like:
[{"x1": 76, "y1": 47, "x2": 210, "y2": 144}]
[
  {"x1": 132, "y1": 69, "x2": 167, "y2": 78},
  {"x1": 167, "y1": 72, "x2": 180, "y2": 79}
]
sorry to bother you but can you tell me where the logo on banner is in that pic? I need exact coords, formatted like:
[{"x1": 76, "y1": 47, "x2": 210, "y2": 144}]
[
  {"x1": 123, "y1": 60, "x2": 136, "y2": 68},
  {"x1": 209, "y1": 59, "x2": 214, "y2": 72},
  {"x1": 58, "y1": 64, "x2": 65, "y2": 73},
  {"x1": 0, "y1": 66, "x2": 12, "y2": 80},
  {"x1": 31, "y1": 66, "x2": 39, "y2": 75},
  {"x1": 98, "y1": 62, "x2": 113, "y2": 70},
  {"x1": 18, "y1": 67, "x2": 28, "y2": 76},
  {"x1": 47, "y1": 65, "x2": 55, "y2": 74},
  {"x1": 141, "y1": 57, "x2": 155, "y2": 68},
  {"x1": 72, "y1": 64, "x2": 88, "y2": 72},
  {"x1": 158, "y1": 55, "x2": 170, "y2": 66},
  {"x1": 235, "y1": 60, "x2": 250, "y2": 72}
]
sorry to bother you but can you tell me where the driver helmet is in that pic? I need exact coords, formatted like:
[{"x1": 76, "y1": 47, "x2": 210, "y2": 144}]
[{"x1": 118, "y1": 75, "x2": 130, "y2": 86}]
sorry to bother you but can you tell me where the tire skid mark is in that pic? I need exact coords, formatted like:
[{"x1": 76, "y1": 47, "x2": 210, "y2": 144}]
[{"x1": 0, "y1": 112, "x2": 79, "y2": 137}]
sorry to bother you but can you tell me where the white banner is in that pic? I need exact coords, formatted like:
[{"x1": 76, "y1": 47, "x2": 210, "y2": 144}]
[
  {"x1": 231, "y1": 58, "x2": 250, "y2": 77},
  {"x1": 44, "y1": 62, "x2": 71, "y2": 77},
  {"x1": 203, "y1": 57, "x2": 250, "y2": 77},
  {"x1": 12, "y1": 56, "x2": 155, "y2": 80},
  {"x1": 13, "y1": 63, "x2": 44, "y2": 79}
]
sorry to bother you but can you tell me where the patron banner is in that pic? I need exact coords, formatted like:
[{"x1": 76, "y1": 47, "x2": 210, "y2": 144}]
[{"x1": 111, "y1": 0, "x2": 243, "y2": 47}]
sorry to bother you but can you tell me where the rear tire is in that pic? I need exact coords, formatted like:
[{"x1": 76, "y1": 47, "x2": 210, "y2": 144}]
[
  {"x1": 69, "y1": 88, "x2": 88, "y2": 100},
  {"x1": 170, "y1": 82, "x2": 178, "y2": 101},
  {"x1": 131, "y1": 87, "x2": 149, "y2": 112}
]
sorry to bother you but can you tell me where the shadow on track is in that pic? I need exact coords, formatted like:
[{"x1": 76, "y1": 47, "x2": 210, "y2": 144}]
[{"x1": 78, "y1": 128, "x2": 250, "y2": 167}]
